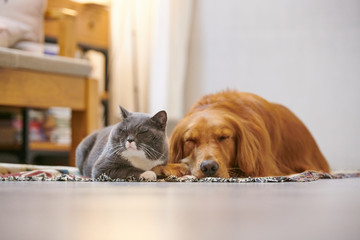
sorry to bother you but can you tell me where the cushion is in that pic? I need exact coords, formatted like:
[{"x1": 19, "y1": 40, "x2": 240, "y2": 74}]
[
  {"x1": 0, "y1": 0, "x2": 46, "y2": 52},
  {"x1": 0, "y1": 47, "x2": 91, "y2": 77}
]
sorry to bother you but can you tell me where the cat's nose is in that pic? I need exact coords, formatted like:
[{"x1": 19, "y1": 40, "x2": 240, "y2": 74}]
[{"x1": 127, "y1": 136, "x2": 135, "y2": 143}]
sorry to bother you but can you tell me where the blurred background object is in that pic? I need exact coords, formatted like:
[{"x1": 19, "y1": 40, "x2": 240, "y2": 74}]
[
  {"x1": 0, "y1": 0, "x2": 46, "y2": 52},
  {"x1": 0, "y1": 0, "x2": 103, "y2": 166}
]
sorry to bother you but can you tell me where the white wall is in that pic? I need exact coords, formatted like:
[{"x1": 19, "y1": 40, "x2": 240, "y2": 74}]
[{"x1": 185, "y1": 0, "x2": 360, "y2": 169}]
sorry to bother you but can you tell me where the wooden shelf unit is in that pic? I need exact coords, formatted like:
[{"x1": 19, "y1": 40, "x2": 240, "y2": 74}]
[
  {"x1": 0, "y1": 142, "x2": 69, "y2": 152},
  {"x1": 0, "y1": 0, "x2": 108, "y2": 166},
  {"x1": 29, "y1": 142, "x2": 70, "y2": 152}
]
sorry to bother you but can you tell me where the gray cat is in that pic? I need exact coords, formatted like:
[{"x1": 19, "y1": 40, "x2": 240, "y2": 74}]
[{"x1": 76, "y1": 106, "x2": 168, "y2": 180}]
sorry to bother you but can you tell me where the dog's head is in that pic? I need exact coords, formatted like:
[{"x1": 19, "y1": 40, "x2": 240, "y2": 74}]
[
  {"x1": 169, "y1": 103, "x2": 276, "y2": 178},
  {"x1": 169, "y1": 109, "x2": 243, "y2": 178}
]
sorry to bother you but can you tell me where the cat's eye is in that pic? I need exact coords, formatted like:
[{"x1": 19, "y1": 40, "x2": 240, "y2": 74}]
[
  {"x1": 138, "y1": 127, "x2": 148, "y2": 134},
  {"x1": 119, "y1": 125, "x2": 128, "y2": 134}
]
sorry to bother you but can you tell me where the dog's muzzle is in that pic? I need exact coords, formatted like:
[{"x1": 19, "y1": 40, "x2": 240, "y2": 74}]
[{"x1": 200, "y1": 160, "x2": 219, "y2": 177}]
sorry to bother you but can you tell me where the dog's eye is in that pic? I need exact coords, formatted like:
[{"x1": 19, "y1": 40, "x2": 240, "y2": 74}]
[
  {"x1": 218, "y1": 136, "x2": 229, "y2": 142},
  {"x1": 185, "y1": 138, "x2": 196, "y2": 144}
]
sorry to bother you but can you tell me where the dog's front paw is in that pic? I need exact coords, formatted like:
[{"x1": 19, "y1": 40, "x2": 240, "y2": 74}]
[
  {"x1": 139, "y1": 171, "x2": 157, "y2": 181},
  {"x1": 152, "y1": 163, "x2": 191, "y2": 178}
]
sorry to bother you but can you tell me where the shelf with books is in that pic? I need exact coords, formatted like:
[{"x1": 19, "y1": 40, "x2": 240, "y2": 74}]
[{"x1": 0, "y1": 107, "x2": 71, "y2": 165}]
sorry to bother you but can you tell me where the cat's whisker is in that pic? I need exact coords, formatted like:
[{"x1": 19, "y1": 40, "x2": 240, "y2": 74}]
[
  {"x1": 108, "y1": 145, "x2": 124, "y2": 156},
  {"x1": 109, "y1": 145, "x2": 121, "y2": 153},
  {"x1": 115, "y1": 146, "x2": 126, "y2": 156},
  {"x1": 139, "y1": 143, "x2": 160, "y2": 154},
  {"x1": 140, "y1": 145, "x2": 156, "y2": 159},
  {"x1": 138, "y1": 143, "x2": 154, "y2": 157},
  {"x1": 139, "y1": 143, "x2": 165, "y2": 159}
]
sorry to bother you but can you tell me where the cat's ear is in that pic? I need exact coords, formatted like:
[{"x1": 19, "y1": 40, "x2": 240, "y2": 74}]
[
  {"x1": 151, "y1": 110, "x2": 167, "y2": 130},
  {"x1": 119, "y1": 106, "x2": 130, "y2": 119}
]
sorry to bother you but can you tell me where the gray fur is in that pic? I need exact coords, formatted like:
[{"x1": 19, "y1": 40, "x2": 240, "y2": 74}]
[{"x1": 76, "y1": 107, "x2": 169, "y2": 179}]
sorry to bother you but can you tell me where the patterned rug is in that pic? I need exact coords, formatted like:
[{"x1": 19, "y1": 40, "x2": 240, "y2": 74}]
[{"x1": 0, "y1": 163, "x2": 359, "y2": 183}]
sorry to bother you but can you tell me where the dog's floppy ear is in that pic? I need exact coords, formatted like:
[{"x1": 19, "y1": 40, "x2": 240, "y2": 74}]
[
  {"x1": 234, "y1": 118, "x2": 276, "y2": 177},
  {"x1": 169, "y1": 123, "x2": 185, "y2": 163}
]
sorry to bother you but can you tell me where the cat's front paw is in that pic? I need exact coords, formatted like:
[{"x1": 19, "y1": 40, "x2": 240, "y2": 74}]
[{"x1": 139, "y1": 171, "x2": 157, "y2": 181}]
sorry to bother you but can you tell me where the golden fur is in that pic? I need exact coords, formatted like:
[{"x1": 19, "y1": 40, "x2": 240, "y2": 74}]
[{"x1": 154, "y1": 90, "x2": 330, "y2": 178}]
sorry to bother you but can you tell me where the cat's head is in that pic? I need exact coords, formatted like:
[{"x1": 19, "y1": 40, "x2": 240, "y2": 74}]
[
  {"x1": 119, "y1": 106, "x2": 167, "y2": 132},
  {"x1": 111, "y1": 106, "x2": 169, "y2": 161}
]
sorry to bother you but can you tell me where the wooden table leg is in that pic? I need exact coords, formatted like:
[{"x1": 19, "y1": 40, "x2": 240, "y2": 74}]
[
  {"x1": 21, "y1": 108, "x2": 29, "y2": 164},
  {"x1": 70, "y1": 78, "x2": 99, "y2": 166}
]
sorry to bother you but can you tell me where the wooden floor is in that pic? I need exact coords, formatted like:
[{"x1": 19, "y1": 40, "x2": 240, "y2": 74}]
[{"x1": 0, "y1": 178, "x2": 359, "y2": 240}]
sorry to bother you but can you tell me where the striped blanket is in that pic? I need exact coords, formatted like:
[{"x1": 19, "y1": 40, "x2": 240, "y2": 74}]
[{"x1": 0, "y1": 163, "x2": 359, "y2": 182}]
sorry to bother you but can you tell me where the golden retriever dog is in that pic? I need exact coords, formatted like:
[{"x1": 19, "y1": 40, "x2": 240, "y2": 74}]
[{"x1": 153, "y1": 90, "x2": 330, "y2": 178}]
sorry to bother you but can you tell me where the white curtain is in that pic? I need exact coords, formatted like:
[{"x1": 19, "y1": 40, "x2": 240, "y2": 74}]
[{"x1": 109, "y1": 0, "x2": 193, "y2": 124}]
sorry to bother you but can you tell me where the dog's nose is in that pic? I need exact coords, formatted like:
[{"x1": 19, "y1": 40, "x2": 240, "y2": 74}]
[{"x1": 200, "y1": 160, "x2": 219, "y2": 177}]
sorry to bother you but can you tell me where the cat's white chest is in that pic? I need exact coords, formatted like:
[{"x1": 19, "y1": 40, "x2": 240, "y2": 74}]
[{"x1": 121, "y1": 149, "x2": 164, "y2": 171}]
